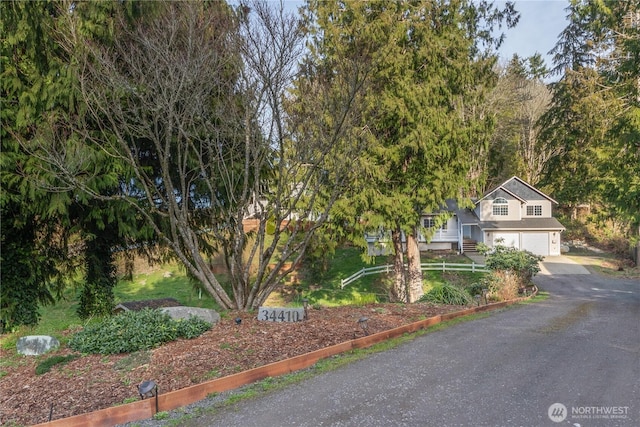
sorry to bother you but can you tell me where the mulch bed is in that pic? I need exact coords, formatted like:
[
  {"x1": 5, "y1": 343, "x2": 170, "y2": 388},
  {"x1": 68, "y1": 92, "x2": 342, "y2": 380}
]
[{"x1": 0, "y1": 302, "x2": 462, "y2": 426}]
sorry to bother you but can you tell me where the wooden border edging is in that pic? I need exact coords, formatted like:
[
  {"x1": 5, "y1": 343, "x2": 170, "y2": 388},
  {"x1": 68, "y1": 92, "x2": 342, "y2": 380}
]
[{"x1": 34, "y1": 289, "x2": 537, "y2": 427}]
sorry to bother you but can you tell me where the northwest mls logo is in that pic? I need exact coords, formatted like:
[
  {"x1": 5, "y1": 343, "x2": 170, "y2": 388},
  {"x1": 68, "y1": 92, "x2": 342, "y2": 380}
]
[{"x1": 548, "y1": 403, "x2": 568, "y2": 423}]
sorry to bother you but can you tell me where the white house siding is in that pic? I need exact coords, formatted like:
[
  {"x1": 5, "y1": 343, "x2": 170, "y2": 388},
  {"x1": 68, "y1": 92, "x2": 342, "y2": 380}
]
[
  {"x1": 477, "y1": 199, "x2": 522, "y2": 221},
  {"x1": 521, "y1": 200, "x2": 553, "y2": 218},
  {"x1": 419, "y1": 242, "x2": 455, "y2": 251},
  {"x1": 418, "y1": 217, "x2": 458, "y2": 242},
  {"x1": 549, "y1": 231, "x2": 561, "y2": 255}
]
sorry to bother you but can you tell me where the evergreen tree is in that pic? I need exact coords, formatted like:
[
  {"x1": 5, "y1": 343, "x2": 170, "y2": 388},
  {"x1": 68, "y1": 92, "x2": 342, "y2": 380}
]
[
  {"x1": 540, "y1": 0, "x2": 639, "y2": 238},
  {"x1": 306, "y1": 0, "x2": 518, "y2": 302},
  {"x1": 1, "y1": 0, "x2": 72, "y2": 329},
  {"x1": 1, "y1": 0, "x2": 153, "y2": 326}
]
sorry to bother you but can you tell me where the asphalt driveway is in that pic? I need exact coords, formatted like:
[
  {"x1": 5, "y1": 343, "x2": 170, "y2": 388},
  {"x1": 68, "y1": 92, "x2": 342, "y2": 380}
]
[{"x1": 126, "y1": 269, "x2": 639, "y2": 427}]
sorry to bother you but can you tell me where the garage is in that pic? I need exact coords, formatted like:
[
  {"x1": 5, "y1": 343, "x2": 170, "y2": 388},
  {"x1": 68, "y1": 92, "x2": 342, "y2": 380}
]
[
  {"x1": 522, "y1": 232, "x2": 550, "y2": 256},
  {"x1": 493, "y1": 232, "x2": 520, "y2": 249}
]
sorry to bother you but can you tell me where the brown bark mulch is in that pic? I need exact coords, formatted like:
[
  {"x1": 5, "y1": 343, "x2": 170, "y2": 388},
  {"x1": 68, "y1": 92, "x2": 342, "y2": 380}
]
[{"x1": 0, "y1": 302, "x2": 462, "y2": 426}]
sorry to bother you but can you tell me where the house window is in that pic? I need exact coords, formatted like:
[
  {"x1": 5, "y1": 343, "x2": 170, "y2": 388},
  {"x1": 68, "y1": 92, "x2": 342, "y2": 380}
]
[
  {"x1": 423, "y1": 217, "x2": 448, "y2": 230},
  {"x1": 526, "y1": 205, "x2": 542, "y2": 216},
  {"x1": 492, "y1": 198, "x2": 509, "y2": 216}
]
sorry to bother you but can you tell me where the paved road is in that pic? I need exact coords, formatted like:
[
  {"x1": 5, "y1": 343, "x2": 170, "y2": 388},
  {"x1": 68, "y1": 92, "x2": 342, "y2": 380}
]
[{"x1": 136, "y1": 271, "x2": 639, "y2": 427}]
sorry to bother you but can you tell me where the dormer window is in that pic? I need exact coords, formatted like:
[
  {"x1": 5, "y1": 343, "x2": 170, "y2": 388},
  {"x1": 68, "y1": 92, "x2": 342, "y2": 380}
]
[{"x1": 492, "y1": 197, "x2": 509, "y2": 216}]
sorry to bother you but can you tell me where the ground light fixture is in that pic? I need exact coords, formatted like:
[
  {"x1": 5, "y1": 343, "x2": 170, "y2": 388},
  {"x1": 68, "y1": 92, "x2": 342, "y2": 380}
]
[
  {"x1": 302, "y1": 298, "x2": 309, "y2": 320},
  {"x1": 358, "y1": 316, "x2": 369, "y2": 336},
  {"x1": 138, "y1": 380, "x2": 159, "y2": 414}
]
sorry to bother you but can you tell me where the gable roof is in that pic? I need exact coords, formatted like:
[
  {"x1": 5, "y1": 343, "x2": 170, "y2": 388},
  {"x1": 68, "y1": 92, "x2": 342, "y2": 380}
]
[{"x1": 475, "y1": 176, "x2": 558, "y2": 205}]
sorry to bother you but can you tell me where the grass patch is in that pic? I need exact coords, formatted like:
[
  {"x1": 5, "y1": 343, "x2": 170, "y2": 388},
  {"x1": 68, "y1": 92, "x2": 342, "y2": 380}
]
[
  {"x1": 521, "y1": 290, "x2": 550, "y2": 304},
  {"x1": 565, "y1": 253, "x2": 640, "y2": 279},
  {"x1": 35, "y1": 354, "x2": 80, "y2": 375},
  {"x1": 301, "y1": 247, "x2": 391, "y2": 307},
  {"x1": 153, "y1": 411, "x2": 170, "y2": 420},
  {"x1": 114, "y1": 263, "x2": 221, "y2": 310},
  {"x1": 114, "y1": 350, "x2": 152, "y2": 372}
]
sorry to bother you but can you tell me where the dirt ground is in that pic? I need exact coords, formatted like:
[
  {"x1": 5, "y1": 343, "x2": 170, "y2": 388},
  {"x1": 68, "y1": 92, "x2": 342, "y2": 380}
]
[{"x1": 0, "y1": 302, "x2": 462, "y2": 426}]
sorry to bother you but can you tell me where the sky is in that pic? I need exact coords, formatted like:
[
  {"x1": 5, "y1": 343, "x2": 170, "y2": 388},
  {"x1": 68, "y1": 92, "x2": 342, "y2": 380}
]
[{"x1": 496, "y1": 0, "x2": 570, "y2": 70}]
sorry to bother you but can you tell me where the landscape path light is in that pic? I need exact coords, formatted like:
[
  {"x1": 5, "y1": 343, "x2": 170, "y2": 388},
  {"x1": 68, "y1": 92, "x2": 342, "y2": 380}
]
[
  {"x1": 358, "y1": 316, "x2": 369, "y2": 336},
  {"x1": 302, "y1": 298, "x2": 309, "y2": 320},
  {"x1": 138, "y1": 380, "x2": 159, "y2": 414}
]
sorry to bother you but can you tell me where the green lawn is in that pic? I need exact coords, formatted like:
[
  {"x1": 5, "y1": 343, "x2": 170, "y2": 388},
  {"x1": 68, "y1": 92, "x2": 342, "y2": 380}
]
[
  {"x1": 300, "y1": 248, "x2": 486, "y2": 307},
  {"x1": 301, "y1": 247, "x2": 391, "y2": 307},
  {"x1": 113, "y1": 263, "x2": 220, "y2": 310}
]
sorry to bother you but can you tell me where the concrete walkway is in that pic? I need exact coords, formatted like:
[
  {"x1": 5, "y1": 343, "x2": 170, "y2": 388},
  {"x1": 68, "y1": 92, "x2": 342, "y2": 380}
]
[
  {"x1": 464, "y1": 252, "x2": 486, "y2": 265},
  {"x1": 538, "y1": 255, "x2": 590, "y2": 275}
]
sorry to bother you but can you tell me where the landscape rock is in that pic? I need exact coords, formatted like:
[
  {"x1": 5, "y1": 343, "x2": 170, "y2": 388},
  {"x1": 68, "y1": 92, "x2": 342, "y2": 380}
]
[
  {"x1": 113, "y1": 298, "x2": 181, "y2": 314},
  {"x1": 160, "y1": 307, "x2": 220, "y2": 325},
  {"x1": 16, "y1": 335, "x2": 60, "y2": 356},
  {"x1": 560, "y1": 244, "x2": 570, "y2": 253}
]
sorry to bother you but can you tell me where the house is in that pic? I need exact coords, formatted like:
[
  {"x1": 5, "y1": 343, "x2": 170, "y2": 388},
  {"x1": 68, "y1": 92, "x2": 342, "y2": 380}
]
[{"x1": 366, "y1": 176, "x2": 565, "y2": 257}]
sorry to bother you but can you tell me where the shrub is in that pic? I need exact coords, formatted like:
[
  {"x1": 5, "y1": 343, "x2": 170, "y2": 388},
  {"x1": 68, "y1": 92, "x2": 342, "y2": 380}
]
[
  {"x1": 68, "y1": 309, "x2": 211, "y2": 354},
  {"x1": 35, "y1": 354, "x2": 80, "y2": 375},
  {"x1": 477, "y1": 243, "x2": 542, "y2": 280},
  {"x1": 481, "y1": 272, "x2": 520, "y2": 302},
  {"x1": 353, "y1": 293, "x2": 378, "y2": 306},
  {"x1": 175, "y1": 316, "x2": 212, "y2": 339},
  {"x1": 465, "y1": 282, "x2": 485, "y2": 297},
  {"x1": 418, "y1": 283, "x2": 472, "y2": 306}
]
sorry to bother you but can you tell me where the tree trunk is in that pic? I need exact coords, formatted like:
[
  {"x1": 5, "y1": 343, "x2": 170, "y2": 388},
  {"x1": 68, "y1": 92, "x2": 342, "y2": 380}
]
[
  {"x1": 406, "y1": 229, "x2": 424, "y2": 303},
  {"x1": 391, "y1": 228, "x2": 407, "y2": 302}
]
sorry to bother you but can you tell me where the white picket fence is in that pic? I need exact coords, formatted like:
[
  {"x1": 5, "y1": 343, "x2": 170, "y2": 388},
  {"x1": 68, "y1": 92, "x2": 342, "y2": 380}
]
[{"x1": 340, "y1": 262, "x2": 488, "y2": 289}]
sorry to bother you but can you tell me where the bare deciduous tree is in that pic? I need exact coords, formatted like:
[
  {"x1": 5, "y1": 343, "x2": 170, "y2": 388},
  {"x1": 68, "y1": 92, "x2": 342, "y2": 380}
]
[
  {"x1": 485, "y1": 58, "x2": 556, "y2": 189},
  {"x1": 26, "y1": 1, "x2": 369, "y2": 310}
]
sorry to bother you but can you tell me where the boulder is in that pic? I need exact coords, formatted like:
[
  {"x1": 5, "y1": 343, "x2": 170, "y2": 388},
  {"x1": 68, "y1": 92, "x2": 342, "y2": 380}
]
[
  {"x1": 560, "y1": 245, "x2": 570, "y2": 254},
  {"x1": 16, "y1": 335, "x2": 60, "y2": 356},
  {"x1": 113, "y1": 298, "x2": 181, "y2": 314},
  {"x1": 160, "y1": 307, "x2": 220, "y2": 325}
]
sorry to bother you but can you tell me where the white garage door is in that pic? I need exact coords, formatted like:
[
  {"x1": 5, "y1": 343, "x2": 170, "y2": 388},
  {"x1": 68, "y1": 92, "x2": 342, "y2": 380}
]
[
  {"x1": 522, "y1": 232, "x2": 549, "y2": 256},
  {"x1": 493, "y1": 233, "x2": 520, "y2": 249}
]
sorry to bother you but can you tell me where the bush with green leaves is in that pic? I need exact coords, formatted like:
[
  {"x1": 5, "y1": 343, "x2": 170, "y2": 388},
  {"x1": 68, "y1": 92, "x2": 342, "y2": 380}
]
[
  {"x1": 419, "y1": 283, "x2": 473, "y2": 306},
  {"x1": 465, "y1": 282, "x2": 485, "y2": 297},
  {"x1": 35, "y1": 354, "x2": 80, "y2": 375},
  {"x1": 476, "y1": 242, "x2": 543, "y2": 280},
  {"x1": 68, "y1": 309, "x2": 211, "y2": 354}
]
